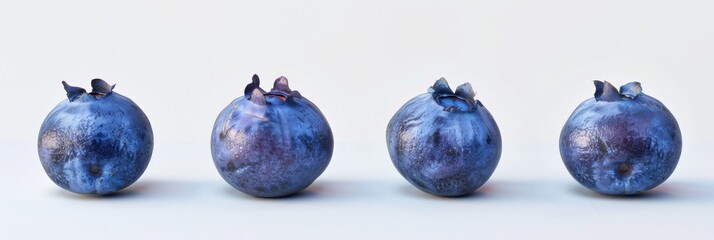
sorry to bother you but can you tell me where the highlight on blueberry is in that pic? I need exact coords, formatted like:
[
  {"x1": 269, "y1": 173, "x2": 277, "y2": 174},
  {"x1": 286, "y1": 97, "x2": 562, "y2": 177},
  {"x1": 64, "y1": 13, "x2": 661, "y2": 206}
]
[
  {"x1": 560, "y1": 81, "x2": 682, "y2": 195},
  {"x1": 386, "y1": 78, "x2": 502, "y2": 197},
  {"x1": 38, "y1": 79, "x2": 153, "y2": 195},
  {"x1": 211, "y1": 74, "x2": 333, "y2": 198}
]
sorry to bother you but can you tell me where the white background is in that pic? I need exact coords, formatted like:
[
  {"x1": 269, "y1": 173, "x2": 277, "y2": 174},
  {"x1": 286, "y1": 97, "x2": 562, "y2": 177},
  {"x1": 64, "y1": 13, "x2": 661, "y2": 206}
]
[{"x1": 1, "y1": 1, "x2": 713, "y2": 239}]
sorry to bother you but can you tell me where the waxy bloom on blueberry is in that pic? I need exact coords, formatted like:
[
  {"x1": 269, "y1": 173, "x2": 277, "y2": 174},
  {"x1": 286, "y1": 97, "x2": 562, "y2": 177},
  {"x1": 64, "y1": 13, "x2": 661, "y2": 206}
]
[
  {"x1": 211, "y1": 75, "x2": 333, "y2": 198},
  {"x1": 38, "y1": 79, "x2": 153, "y2": 195},
  {"x1": 386, "y1": 78, "x2": 501, "y2": 197},
  {"x1": 560, "y1": 81, "x2": 682, "y2": 195}
]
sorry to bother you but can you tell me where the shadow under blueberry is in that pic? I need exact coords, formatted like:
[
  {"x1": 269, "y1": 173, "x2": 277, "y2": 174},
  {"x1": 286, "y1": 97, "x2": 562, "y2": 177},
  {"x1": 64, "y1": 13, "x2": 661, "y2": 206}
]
[
  {"x1": 56, "y1": 182, "x2": 148, "y2": 200},
  {"x1": 223, "y1": 180, "x2": 340, "y2": 201},
  {"x1": 572, "y1": 181, "x2": 714, "y2": 202},
  {"x1": 398, "y1": 182, "x2": 497, "y2": 200},
  {"x1": 570, "y1": 184, "x2": 672, "y2": 200},
  {"x1": 55, "y1": 180, "x2": 203, "y2": 200}
]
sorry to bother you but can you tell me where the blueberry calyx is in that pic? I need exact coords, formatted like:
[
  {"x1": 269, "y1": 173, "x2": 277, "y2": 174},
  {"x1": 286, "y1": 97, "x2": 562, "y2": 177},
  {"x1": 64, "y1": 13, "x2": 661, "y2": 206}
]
[
  {"x1": 428, "y1": 77, "x2": 477, "y2": 112},
  {"x1": 61, "y1": 81, "x2": 86, "y2": 102},
  {"x1": 244, "y1": 74, "x2": 266, "y2": 98},
  {"x1": 455, "y1": 82, "x2": 476, "y2": 100},
  {"x1": 272, "y1": 76, "x2": 291, "y2": 93},
  {"x1": 429, "y1": 77, "x2": 454, "y2": 95},
  {"x1": 619, "y1": 82, "x2": 642, "y2": 99},
  {"x1": 594, "y1": 80, "x2": 643, "y2": 102},
  {"x1": 249, "y1": 88, "x2": 267, "y2": 106},
  {"x1": 62, "y1": 79, "x2": 116, "y2": 101},
  {"x1": 89, "y1": 79, "x2": 115, "y2": 99},
  {"x1": 264, "y1": 76, "x2": 294, "y2": 103},
  {"x1": 245, "y1": 74, "x2": 302, "y2": 106}
]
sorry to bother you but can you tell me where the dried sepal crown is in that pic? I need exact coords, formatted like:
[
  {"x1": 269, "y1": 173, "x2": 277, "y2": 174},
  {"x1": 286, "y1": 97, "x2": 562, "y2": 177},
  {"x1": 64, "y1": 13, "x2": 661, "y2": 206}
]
[
  {"x1": 62, "y1": 79, "x2": 116, "y2": 101},
  {"x1": 594, "y1": 80, "x2": 642, "y2": 102}
]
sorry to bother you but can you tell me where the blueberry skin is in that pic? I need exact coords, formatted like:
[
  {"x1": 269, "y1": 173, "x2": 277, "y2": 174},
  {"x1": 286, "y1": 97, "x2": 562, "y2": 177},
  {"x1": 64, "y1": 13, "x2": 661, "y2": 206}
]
[
  {"x1": 560, "y1": 81, "x2": 682, "y2": 195},
  {"x1": 211, "y1": 75, "x2": 333, "y2": 198},
  {"x1": 38, "y1": 79, "x2": 153, "y2": 195},
  {"x1": 387, "y1": 78, "x2": 501, "y2": 197}
]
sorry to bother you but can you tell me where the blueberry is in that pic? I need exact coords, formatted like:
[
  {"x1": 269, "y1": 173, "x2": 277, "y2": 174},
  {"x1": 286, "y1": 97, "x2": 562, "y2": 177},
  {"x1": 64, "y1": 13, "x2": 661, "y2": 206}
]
[
  {"x1": 386, "y1": 78, "x2": 502, "y2": 197},
  {"x1": 211, "y1": 74, "x2": 333, "y2": 198},
  {"x1": 560, "y1": 81, "x2": 682, "y2": 195},
  {"x1": 38, "y1": 79, "x2": 153, "y2": 195}
]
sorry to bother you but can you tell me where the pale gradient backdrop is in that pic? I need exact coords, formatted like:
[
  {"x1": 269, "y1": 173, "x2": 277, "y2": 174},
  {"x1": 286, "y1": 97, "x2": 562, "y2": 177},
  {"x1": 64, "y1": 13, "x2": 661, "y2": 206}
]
[{"x1": 1, "y1": 1, "x2": 712, "y2": 239}]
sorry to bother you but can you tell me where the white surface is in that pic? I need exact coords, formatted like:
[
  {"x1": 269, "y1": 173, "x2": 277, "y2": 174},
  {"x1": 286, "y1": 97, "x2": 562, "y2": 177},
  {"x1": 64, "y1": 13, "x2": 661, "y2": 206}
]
[
  {"x1": 1, "y1": 1, "x2": 713, "y2": 239},
  {"x1": 3, "y1": 143, "x2": 713, "y2": 239}
]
